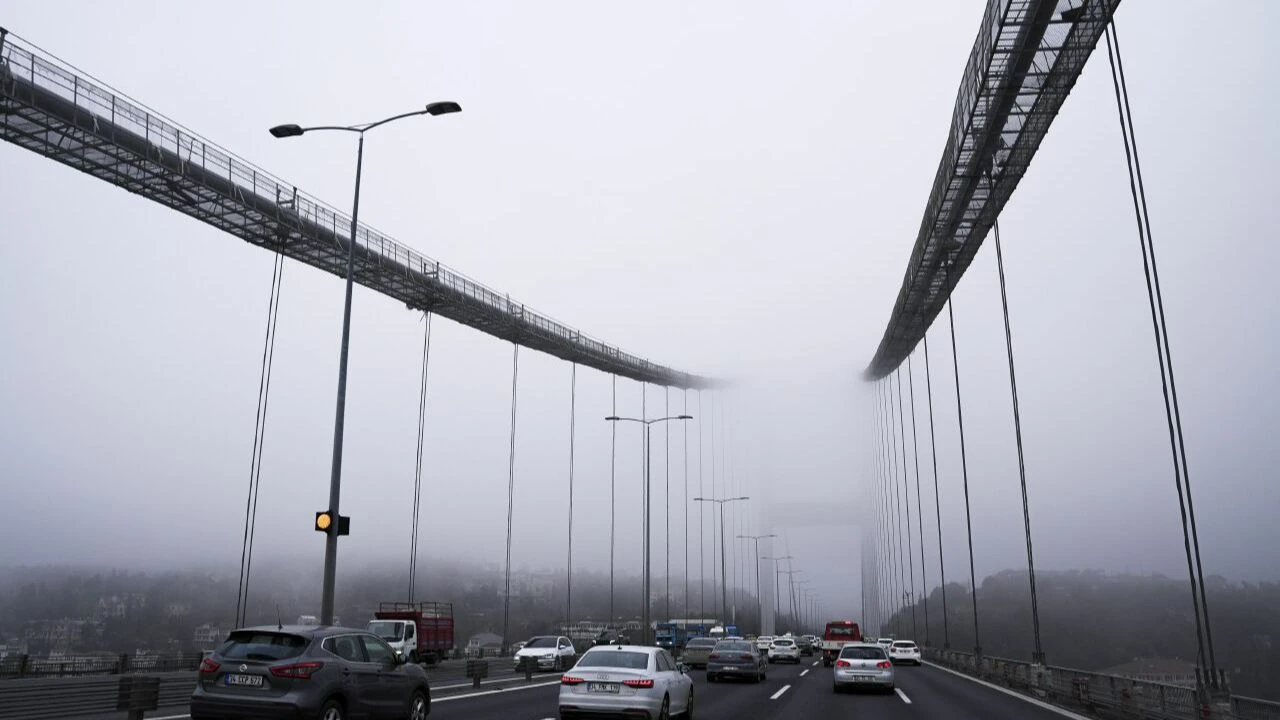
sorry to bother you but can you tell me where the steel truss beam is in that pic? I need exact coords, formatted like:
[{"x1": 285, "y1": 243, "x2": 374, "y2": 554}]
[
  {"x1": 0, "y1": 30, "x2": 715, "y2": 389},
  {"x1": 865, "y1": 0, "x2": 1119, "y2": 380}
]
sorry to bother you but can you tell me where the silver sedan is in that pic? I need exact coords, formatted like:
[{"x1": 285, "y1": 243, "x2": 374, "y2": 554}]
[
  {"x1": 558, "y1": 645, "x2": 693, "y2": 720},
  {"x1": 832, "y1": 642, "x2": 895, "y2": 693}
]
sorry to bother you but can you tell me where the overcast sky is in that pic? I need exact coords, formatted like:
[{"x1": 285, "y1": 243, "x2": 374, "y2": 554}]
[{"x1": 2, "y1": 1, "x2": 1278, "y2": 624}]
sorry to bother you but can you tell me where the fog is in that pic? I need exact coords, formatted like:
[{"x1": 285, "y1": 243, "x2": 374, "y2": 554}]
[{"x1": 2, "y1": 1, "x2": 1278, "y2": 624}]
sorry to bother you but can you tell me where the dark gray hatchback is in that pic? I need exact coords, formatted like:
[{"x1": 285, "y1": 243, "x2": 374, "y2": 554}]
[{"x1": 190, "y1": 625, "x2": 430, "y2": 720}]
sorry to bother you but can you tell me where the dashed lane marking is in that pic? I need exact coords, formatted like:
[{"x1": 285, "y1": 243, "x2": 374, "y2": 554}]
[
  {"x1": 800, "y1": 669, "x2": 810, "y2": 677},
  {"x1": 770, "y1": 684, "x2": 792, "y2": 700},
  {"x1": 896, "y1": 688, "x2": 912, "y2": 704}
]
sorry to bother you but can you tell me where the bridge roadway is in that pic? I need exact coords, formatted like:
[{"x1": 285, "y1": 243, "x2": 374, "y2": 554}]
[{"x1": 65, "y1": 658, "x2": 1086, "y2": 720}]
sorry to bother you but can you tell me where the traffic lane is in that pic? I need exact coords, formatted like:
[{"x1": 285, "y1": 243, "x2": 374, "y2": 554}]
[
  {"x1": 692, "y1": 654, "x2": 819, "y2": 719},
  {"x1": 894, "y1": 662, "x2": 1089, "y2": 718},
  {"x1": 767, "y1": 660, "x2": 914, "y2": 720},
  {"x1": 428, "y1": 681, "x2": 561, "y2": 720}
]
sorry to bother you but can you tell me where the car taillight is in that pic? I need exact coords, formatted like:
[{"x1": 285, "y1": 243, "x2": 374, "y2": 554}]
[
  {"x1": 623, "y1": 679, "x2": 654, "y2": 688},
  {"x1": 740, "y1": 654, "x2": 754, "y2": 661},
  {"x1": 835, "y1": 660, "x2": 851, "y2": 668},
  {"x1": 877, "y1": 660, "x2": 892, "y2": 669},
  {"x1": 561, "y1": 675, "x2": 585, "y2": 685},
  {"x1": 270, "y1": 661, "x2": 323, "y2": 679},
  {"x1": 198, "y1": 658, "x2": 220, "y2": 674},
  {"x1": 708, "y1": 653, "x2": 720, "y2": 660}
]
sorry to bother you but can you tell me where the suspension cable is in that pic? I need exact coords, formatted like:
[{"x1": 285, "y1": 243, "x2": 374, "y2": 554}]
[
  {"x1": 709, "y1": 390, "x2": 718, "y2": 618},
  {"x1": 683, "y1": 389, "x2": 690, "y2": 619},
  {"x1": 923, "y1": 334, "x2": 950, "y2": 648},
  {"x1": 665, "y1": 386, "x2": 671, "y2": 623},
  {"x1": 907, "y1": 355, "x2": 930, "y2": 647},
  {"x1": 883, "y1": 378, "x2": 906, "y2": 630},
  {"x1": 990, "y1": 215, "x2": 1045, "y2": 664},
  {"x1": 946, "y1": 263, "x2": 982, "y2": 660},
  {"x1": 566, "y1": 363, "x2": 577, "y2": 633},
  {"x1": 698, "y1": 390, "x2": 706, "y2": 622},
  {"x1": 609, "y1": 374, "x2": 617, "y2": 627},
  {"x1": 877, "y1": 380, "x2": 899, "y2": 631},
  {"x1": 1105, "y1": 19, "x2": 1217, "y2": 686},
  {"x1": 500, "y1": 343, "x2": 519, "y2": 653},
  {"x1": 408, "y1": 311, "x2": 433, "y2": 604},
  {"x1": 235, "y1": 251, "x2": 284, "y2": 627},
  {"x1": 895, "y1": 369, "x2": 919, "y2": 640},
  {"x1": 641, "y1": 383, "x2": 648, "y2": 631},
  {"x1": 875, "y1": 381, "x2": 892, "y2": 633}
]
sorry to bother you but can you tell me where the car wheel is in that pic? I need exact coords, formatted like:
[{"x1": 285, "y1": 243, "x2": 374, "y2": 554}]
[
  {"x1": 683, "y1": 687, "x2": 694, "y2": 719},
  {"x1": 409, "y1": 690, "x2": 428, "y2": 720},
  {"x1": 658, "y1": 695, "x2": 670, "y2": 720},
  {"x1": 320, "y1": 698, "x2": 345, "y2": 720},
  {"x1": 832, "y1": 682, "x2": 841, "y2": 694}
]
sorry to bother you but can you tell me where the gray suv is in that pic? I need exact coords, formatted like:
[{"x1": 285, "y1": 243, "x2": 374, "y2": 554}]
[{"x1": 190, "y1": 625, "x2": 430, "y2": 720}]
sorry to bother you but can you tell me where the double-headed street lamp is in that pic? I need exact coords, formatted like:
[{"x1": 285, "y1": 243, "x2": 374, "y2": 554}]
[
  {"x1": 606, "y1": 413, "x2": 693, "y2": 644},
  {"x1": 737, "y1": 533, "x2": 776, "y2": 634},
  {"x1": 271, "y1": 102, "x2": 462, "y2": 626},
  {"x1": 693, "y1": 495, "x2": 749, "y2": 625}
]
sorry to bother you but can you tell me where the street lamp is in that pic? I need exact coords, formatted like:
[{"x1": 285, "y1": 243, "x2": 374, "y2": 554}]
[
  {"x1": 693, "y1": 496, "x2": 748, "y2": 625},
  {"x1": 763, "y1": 555, "x2": 792, "y2": 633},
  {"x1": 606, "y1": 413, "x2": 693, "y2": 644},
  {"x1": 737, "y1": 533, "x2": 776, "y2": 635},
  {"x1": 271, "y1": 101, "x2": 462, "y2": 626}
]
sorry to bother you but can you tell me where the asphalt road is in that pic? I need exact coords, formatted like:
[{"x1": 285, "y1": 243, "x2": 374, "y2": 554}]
[{"x1": 78, "y1": 657, "x2": 1092, "y2": 719}]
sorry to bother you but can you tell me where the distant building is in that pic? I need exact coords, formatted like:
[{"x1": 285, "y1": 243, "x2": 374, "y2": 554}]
[
  {"x1": 1100, "y1": 657, "x2": 1198, "y2": 687},
  {"x1": 465, "y1": 632, "x2": 503, "y2": 657}
]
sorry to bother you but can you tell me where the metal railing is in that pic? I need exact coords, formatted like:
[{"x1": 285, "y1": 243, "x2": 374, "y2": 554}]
[{"x1": 926, "y1": 648, "x2": 1280, "y2": 720}]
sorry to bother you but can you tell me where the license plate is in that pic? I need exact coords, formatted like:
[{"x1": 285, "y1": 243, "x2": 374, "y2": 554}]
[
  {"x1": 587, "y1": 682, "x2": 620, "y2": 694},
  {"x1": 855, "y1": 675, "x2": 875, "y2": 682},
  {"x1": 225, "y1": 674, "x2": 263, "y2": 687}
]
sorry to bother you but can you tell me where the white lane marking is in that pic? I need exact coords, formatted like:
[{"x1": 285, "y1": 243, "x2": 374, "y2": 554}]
[
  {"x1": 435, "y1": 678, "x2": 562, "y2": 702},
  {"x1": 812, "y1": 660, "x2": 820, "y2": 667},
  {"x1": 770, "y1": 684, "x2": 792, "y2": 700},
  {"x1": 436, "y1": 673, "x2": 561, "y2": 691},
  {"x1": 896, "y1": 688, "x2": 912, "y2": 704},
  {"x1": 149, "y1": 715, "x2": 190, "y2": 720},
  {"x1": 924, "y1": 661, "x2": 1093, "y2": 719},
  {"x1": 800, "y1": 669, "x2": 810, "y2": 677}
]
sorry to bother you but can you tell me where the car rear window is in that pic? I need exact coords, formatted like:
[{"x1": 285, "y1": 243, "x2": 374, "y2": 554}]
[
  {"x1": 687, "y1": 639, "x2": 716, "y2": 648},
  {"x1": 714, "y1": 641, "x2": 753, "y2": 653},
  {"x1": 773, "y1": 640, "x2": 794, "y2": 646},
  {"x1": 893, "y1": 641, "x2": 917, "y2": 648},
  {"x1": 218, "y1": 631, "x2": 308, "y2": 661},
  {"x1": 577, "y1": 650, "x2": 650, "y2": 670},
  {"x1": 839, "y1": 646, "x2": 887, "y2": 660}
]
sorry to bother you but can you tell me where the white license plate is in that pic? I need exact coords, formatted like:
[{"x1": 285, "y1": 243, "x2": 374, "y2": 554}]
[
  {"x1": 854, "y1": 675, "x2": 876, "y2": 682},
  {"x1": 225, "y1": 673, "x2": 263, "y2": 687},
  {"x1": 587, "y1": 682, "x2": 620, "y2": 694}
]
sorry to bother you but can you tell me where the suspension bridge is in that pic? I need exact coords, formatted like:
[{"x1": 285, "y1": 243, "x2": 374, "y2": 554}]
[{"x1": 1, "y1": 0, "x2": 1276, "y2": 718}]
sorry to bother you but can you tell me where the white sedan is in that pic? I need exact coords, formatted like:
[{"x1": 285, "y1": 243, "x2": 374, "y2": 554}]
[
  {"x1": 513, "y1": 635, "x2": 577, "y2": 672},
  {"x1": 559, "y1": 645, "x2": 694, "y2": 720},
  {"x1": 768, "y1": 637, "x2": 801, "y2": 664},
  {"x1": 889, "y1": 639, "x2": 922, "y2": 665}
]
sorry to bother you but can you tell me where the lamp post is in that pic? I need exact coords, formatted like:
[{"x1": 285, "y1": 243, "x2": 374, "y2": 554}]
[
  {"x1": 270, "y1": 101, "x2": 461, "y2": 625},
  {"x1": 606, "y1": 413, "x2": 693, "y2": 644},
  {"x1": 737, "y1": 533, "x2": 776, "y2": 635},
  {"x1": 763, "y1": 555, "x2": 792, "y2": 634},
  {"x1": 693, "y1": 496, "x2": 748, "y2": 624}
]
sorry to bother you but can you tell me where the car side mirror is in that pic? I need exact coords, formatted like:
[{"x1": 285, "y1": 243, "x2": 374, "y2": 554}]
[
  {"x1": 394, "y1": 651, "x2": 407, "y2": 666},
  {"x1": 677, "y1": 663, "x2": 689, "y2": 674}
]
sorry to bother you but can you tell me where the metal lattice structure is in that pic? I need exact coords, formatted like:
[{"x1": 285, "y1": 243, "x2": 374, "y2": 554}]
[
  {"x1": 0, "y1": 29, "x2": 714, "y2": 390},
  {"x1": 865, "y1": 0, "x2": 1119, "y2": 380}
]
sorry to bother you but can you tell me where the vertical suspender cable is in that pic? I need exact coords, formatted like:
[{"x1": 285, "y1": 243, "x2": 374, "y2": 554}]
[
  {"x1": 946, "y1": 262, "x2": 982, "y2": 660},
  {"x1": 665, "y1": 386, "x2": 671, "y2": 623},
  {"x1": 235, "y1": 252, "x2": 284, "y2": 627},
  {"x1": 875, "y1": 382, "x2": 892, "y2": 633},
  {"x1": 566, "y1": 363, "x2": 577, "y2": 633},
  {"x1": 641, "y1": 383, "x2": 648, "y2": 625},
  {"x1": 991, "y1": 215, "x2": 1044, "y2": 664},
  {"x1": 408, "y1": 311, "x2": 433, "y2": 604},
  {"x1": 709, "y1": 391, "x2": 718, "y2": 618},
  {"x1": 501, "y1": 343, "x2": 520, "y2": 653},
  {"x1": 924, "y1": 334, "x2": 950, "y2": 648},
  {"x1": 683, "y1": 389, "x2": 690, "y2": 618},
  {"x1": 1105, "y1": 19, "x2": 1217, "y2": 686},
  {"x1": 877, "y1": 380, "x2": 898, "y2": 630},
  {"x1": 907, "y1": 354, "x2": 930, "y2": 647},
  {"x1": 698, "y1": 390, "x2": 706, "y2": 622},
  {"x1": 883, "y1": 378, "x2": 906, "y2": 629},
  {"x1": 896, "y1": 369, "x2": 918, "y2": 641},
  {"x1": 609, "y1": 375, "x2": 617, "y2": 627}
]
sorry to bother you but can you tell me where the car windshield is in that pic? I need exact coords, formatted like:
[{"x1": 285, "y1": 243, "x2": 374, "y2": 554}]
[
  {"x1": 525, "y1": 637, "x2": 558, "y2": 648},
  {"x1": 840, "y1": 646, "x2": 887, "y2": 660},
  {"x1": 714, "y1": 642, "x2": 753, "y2": 653},
  {"x1": 218, "y1": 631, "x2": 307, "y2": 661},
  {"x1": 367, "y1": 621, "x2": 403, "y2": 641},
  {"x1": 577, "y1": 650, "x2": 650, "y2": 670}
]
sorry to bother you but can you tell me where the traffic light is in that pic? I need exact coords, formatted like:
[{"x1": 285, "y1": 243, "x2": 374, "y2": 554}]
[{"x1": 314, "y1": 511, "x2": 350, "y2": 536}]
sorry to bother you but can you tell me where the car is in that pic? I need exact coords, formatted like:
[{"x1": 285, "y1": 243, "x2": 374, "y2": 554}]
[
  {"x1": 190, "y1": 625, "x2": 430, "y2": 720},
  {"x1": 558, "y1": 645, "x2": 693, "y2": 720},
  {"x1": 754, "y1": 635, "x2": 774, "y2": 653},
  {"x1": 681, "y1": 637, "x2": 718, "y2": 669},
  {"x1": 832, "y1": 642, "x2": 895, "y2": 693},
  {"x1": 889, "y1": 640, "x2": 922, "y2": 665},
  {"x1": 513, "y1": 635, "x2": 577, "y2": 672},
  {"x1": 794, "y1": 636, "x2": 814, "y2": 656},
  {"x1": 706, "y1": 639, "x2": 768, "y2": 683},
  {"x1": 593, "y1": 630, "x2": 625, "y2": 646},
  {"x1": 768, "y1": 637, "x2": 801, "y2": 664},
  {"x1": 875, "y1": 637, "x2": 894, "y2": 649}
]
